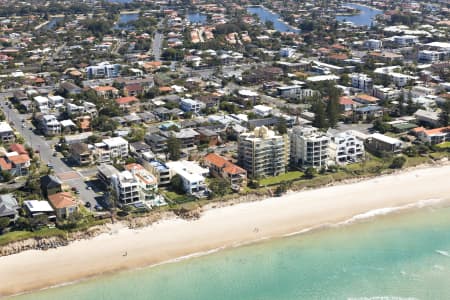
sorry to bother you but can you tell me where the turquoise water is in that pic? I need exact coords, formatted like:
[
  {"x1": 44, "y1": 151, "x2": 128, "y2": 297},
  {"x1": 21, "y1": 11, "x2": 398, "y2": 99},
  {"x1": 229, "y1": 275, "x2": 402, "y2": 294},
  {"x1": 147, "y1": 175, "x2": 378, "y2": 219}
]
[
  {"x1": 247, "y1": 6, "x2": 300, "y2": 33},
  {"x1": 13, "y1": 205, "x2": 450, "y2": 300},
  {"x1": 336, "y1": 3, "x2": 382, "y2": 27}
]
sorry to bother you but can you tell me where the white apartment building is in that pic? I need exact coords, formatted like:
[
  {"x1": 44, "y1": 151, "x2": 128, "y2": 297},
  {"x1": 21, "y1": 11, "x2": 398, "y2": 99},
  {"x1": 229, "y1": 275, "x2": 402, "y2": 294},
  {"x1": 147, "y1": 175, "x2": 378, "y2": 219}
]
[
  {"x1": 279, "y1": 47, "x2": 296, "y2": 58},
  {"x1": 364, "y1": 39, "x2": 383, "y2": 50},
  {"x1": 86, "y1": 62, "x2": 120, "y2": 79},
  {"x1": 277, "y1": 85, "x2": 315, "y2": 99},
  {"x1": 166, "y1": 160, "x2": 209, "y2": 196},
  {"x1": 252, "y1": 105, "x2": 273, "y2": 117},
  {"x1": 180, "y1": 98, "x2": 203, "y2": 114},
  {"x1": 329, "y1": 131, "x2": 364, "y2": 165},
  {"x1": 41, "y1": 115, "x2": 61, "y2": 136},
  {"x1": 94, "y1": 137, "x2": 129, "y2": 163},
  {"x1": 290, "y1": 126, "x2": 330, "y2": 169},
  {"x1": 111, "y1": 163, "x2": 159, "y2": 206},
  {"x1": 351, "y1": 73, "x2": 373, "y2": 92},
  {"x1": 238, "y1": 126, "x2": 290, "y2": 178},
  {"x1": 33, "y1": 96, "x2": 49, "y2": 113},
  {"x1": 372, "y1": 85, "x2": 400, "y2": 101},
  {"x1": 418, "y1": 50, "x2": 442, "y2": 63},
  {"x1": 393, "y1": 35, "x2": 419, "y2": 46},
  {"x1": 111, "y1": 171, "x2": 140, "y2": 205}
]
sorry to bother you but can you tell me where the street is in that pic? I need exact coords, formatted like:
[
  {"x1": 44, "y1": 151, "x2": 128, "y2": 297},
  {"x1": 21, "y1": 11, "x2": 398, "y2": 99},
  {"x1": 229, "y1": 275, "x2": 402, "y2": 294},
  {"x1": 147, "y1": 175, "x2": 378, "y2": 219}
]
[{"x1": 0, "y1": 92, "x2": 100, "y2": 207}]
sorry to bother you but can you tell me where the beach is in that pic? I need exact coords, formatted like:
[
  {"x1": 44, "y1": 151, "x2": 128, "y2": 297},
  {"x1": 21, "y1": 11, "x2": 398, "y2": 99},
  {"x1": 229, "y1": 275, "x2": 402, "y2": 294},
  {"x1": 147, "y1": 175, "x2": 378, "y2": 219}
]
[{"x1": 2, "y1": 164, "x2": 450, "y2": 298}]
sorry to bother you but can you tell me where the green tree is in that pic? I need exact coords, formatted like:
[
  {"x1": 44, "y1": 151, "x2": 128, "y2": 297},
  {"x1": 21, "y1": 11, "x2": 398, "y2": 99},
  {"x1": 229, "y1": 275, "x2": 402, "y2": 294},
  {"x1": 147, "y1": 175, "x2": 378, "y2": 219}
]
[
  {"x1": 439, "y1": 100, "x2": 450, "y2": 127},
  {"x1": 166, "y1": 135, "x2": 181, "y2": 161},
  {"x1": 326, "y1": 97, "x2": 340, "y2": 128},
  {"x1": 208, "y1": 178, "x2": 231, "y2": 198},
  {"x1": 276, "y1": 118, "x2": 288, "y2": 134},
  {"x1": 304, "y1": 167, "x2": 317, "y2": 179},
  {"x1": 170, "y1": 174, "x2": 184, "y2": 194},
  {"x1": 372, "y1": 119, "x2": 391, "y2": 134},
  {"x1": 390, "y1": 156, "x2": 406, "y2": 169},
  {"x1": 312, "y1": 101, "x2": 327, "y2": 129},
  {"x1": 0, "y1": 217, "x2": 10, "y2": 233}
]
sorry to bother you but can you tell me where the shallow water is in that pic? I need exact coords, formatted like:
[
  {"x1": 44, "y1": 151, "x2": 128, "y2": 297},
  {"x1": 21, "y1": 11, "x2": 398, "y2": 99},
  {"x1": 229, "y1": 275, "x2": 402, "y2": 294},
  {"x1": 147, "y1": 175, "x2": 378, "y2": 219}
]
[{"x1": 13, "y1": 203, "x2": 450, "y2": 300}]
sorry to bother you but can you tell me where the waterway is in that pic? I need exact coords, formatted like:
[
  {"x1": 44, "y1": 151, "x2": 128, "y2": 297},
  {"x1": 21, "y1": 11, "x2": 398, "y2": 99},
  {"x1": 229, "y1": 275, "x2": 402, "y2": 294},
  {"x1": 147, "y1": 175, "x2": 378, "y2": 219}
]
[
  {"x1": 247, "y1": 6, "x2": 300, "y2": 33},
  {"x1": 336, "y1": 3, "x2": 383, "y2": 27}
]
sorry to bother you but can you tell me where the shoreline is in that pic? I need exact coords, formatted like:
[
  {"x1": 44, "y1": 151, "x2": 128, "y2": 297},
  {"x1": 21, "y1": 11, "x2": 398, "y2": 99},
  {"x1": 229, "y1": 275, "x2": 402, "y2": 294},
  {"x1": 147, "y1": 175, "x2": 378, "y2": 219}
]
[{"x1": 2, "y1": 164, "x2": 450, "y2": 297}]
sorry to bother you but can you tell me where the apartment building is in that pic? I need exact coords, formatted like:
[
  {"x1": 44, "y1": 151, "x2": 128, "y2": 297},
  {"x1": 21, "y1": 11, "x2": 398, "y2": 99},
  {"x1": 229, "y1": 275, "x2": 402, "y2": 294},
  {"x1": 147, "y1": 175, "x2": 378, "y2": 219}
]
[
  {"x1": 125, "y1": 163, "x2": 159, "y2": 204},
  {"x1": 290, "y1": 126, "x2": 330, "y2": 169},
  {"x1": 38, "y1": 115, "x2": 61, "y2": 136},
  {"x1": 351, "y1": 73, "x2": 373, "y2": 92},
  {"x1": 180, "y1": 98, "x2": 204, "y2": 114},
  {"x1": 86, "y1": 62, "x2": 120, "y2": 79},
  {"x1": 0, "y1": 122, "x2": 14, "y2": 144},
  {"x1": 237, "y1": 126, "x2": 290, "y2": 178},
  {"x1": 103, "y1": 137, "x2": 129, "y2": 160},
  {"x1": 329, "y1": 131, "x2": 364, "y2": 164},
  {"x1": 111, "y1": 171, "x2": 140, "y2": 205}
]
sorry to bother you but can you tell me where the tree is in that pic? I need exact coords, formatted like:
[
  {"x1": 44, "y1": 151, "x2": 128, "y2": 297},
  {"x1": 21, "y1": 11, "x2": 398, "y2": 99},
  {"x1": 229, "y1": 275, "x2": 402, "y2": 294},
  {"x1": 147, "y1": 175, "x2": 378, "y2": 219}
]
[
  {"x1": 304, "y1": 167, "x2": 317, "y2": 179},
  {"x1": 276, "y1": 118, "x2": 288, "y2": 134},
  {"x1": 326, "y1": 97, "x2": 339, "y2": 128},
  {"x1": 390, "y1": 156, "x2": 406, "y2": 169},
  {"x1": 0, "y1": 217, "x2": 10, "y2": 233},
  {"x1": 208, "y1": 178, "x2": 231, "y2": 198},
  {"x1": 170, "y1": 174, "x2": 184, "y2": 194},
  {"x1": 312, "y1": 101, "x2": 327, "y2": 129},
  {"x1": 166, "y1": 135, "x2": 181, "y2": 161},
  {"x1": 372, "y1": 119, "x2": 391, "y2": 134},
  {"x1": 439, "y1": 100, "x2": 450, "y2": 127}
]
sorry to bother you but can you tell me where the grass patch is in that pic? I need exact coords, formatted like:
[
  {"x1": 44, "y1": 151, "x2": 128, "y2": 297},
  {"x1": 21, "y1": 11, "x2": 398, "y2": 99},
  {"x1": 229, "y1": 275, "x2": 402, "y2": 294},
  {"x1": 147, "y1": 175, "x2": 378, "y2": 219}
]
[
  {"x1": 163, "y1": 191, "x2": 196, "y2": 204},
  {"x1": 404, "y1": 155, "x2": 431, "y2": 168},
  {"x1": 259, "y1": 171, "x2": 304, "y2": 186},
  {"x1": 436, "y1": 142, "x2": 450, "y2": 149},
  {"x1": 0, "y1": 228, "x2": 67, "y2": 246}
]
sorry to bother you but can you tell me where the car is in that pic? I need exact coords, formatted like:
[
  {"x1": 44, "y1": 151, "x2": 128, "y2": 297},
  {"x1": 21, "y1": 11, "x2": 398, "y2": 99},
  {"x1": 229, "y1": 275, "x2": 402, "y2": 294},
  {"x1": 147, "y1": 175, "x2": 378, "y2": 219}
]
[
  {"x1": 29, "y1": 127, "x2": 33, "y2": 130},
  {"x1": 84, "y1": 202, "x2": 91, "y2": 208},
  {"x1": 94, "y1": 204, "x2": 102, "y2": 211},
  {"x1": 47, "y1": 163, "x2": 53, "y2": 169},
  {"x1": 86, "y1": 186, "x2": 92, "y2": 190},
  {"x1": 52, "y1": 152, "x2": 57, "y2": 157}
]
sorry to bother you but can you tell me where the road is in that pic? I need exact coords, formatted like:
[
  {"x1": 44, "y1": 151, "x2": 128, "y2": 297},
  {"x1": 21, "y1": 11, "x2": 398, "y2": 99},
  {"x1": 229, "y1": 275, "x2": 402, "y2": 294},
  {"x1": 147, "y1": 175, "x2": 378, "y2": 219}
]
[
  {"x1": 0, "y1": 93, "x2": 100, "y2": 207},
  {"x1": 149, "y1": 20, "x2": 164, "y2": 61}
]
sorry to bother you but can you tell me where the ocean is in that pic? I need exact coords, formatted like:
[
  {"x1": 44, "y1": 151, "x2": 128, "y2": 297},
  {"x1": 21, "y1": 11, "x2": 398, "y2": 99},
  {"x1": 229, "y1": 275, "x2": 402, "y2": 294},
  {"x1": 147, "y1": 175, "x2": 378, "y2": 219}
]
[{"x1": 12, "y1": 203, "x2": 450, "y2": 300}]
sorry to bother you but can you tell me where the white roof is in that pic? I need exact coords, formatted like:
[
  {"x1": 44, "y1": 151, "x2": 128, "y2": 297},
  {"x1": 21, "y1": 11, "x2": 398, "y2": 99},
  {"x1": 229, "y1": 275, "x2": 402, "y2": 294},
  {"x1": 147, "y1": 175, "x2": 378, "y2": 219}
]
[
  {"x1": 34, "y1": 96, "x2": 48, "y2": 104},
  {"x1": 103, "y1": 137, "x2": 128, "y2": 147},
  {"x1": 48, "y1": 95, "x2": 65, "y2": 102},
  {"x1": 253, "y1": 105, "x2": 272, "y2": 113},
  {"x1": 371, "y1": 133, "x2": 402, "y2": 145},
  {"x1": 24, "y1": 200, "x2": 54, "y2": 213},
  {"x1": 166, "y1": 160, "x2": 208, "y2": 183},
  {"x1": 239, "y1": 89, "x2": 258, "y2": 97},
  {"x1": 60, "y1": 119, "x2": 76, "y2": 127},
  {"x1": 0, "y1": 121, "x2": 13, "y2": 133},
  {"x1": 306, "y1": 75, "x2": 340, "y2": 82}
]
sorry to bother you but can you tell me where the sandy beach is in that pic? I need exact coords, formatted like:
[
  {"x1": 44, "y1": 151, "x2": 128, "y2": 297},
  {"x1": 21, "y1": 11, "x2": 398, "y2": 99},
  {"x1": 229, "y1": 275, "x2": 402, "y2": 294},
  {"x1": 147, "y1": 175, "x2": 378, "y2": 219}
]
[{"x1": 2, "y1": 164, "x2": 450, "y2": 297}]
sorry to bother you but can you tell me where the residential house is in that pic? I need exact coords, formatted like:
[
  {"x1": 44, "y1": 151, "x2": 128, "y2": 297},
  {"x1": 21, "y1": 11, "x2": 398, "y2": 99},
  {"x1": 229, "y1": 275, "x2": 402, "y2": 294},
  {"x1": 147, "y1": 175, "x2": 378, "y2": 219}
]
[
  {"x1": 414, "y1": 109, "x2": 440, "y2": 127},
  {"x1": 413, "y1": 126, "x2": 450, "y2": 145},
  {"x1": 23, "y1": 200, "x2": 56, "y2": 221},
  {"x1": 60, "y1": 81, "x2": 83, "y2": 95},
  {"x1": 0, "y1": 150, "x2": 31, "y2": 176},
  {"x1": 354, "y1": 94, "x2": 380, "y2": 105},
  {"x1": 70, "y1": 143, "x2": 93, "y2": 165},
  {"x1": 0, "y1": 122, "x2": 15, "y2": 144},
  {"x1": 354, "y1": 106, "x2": 383, "y2": 121},
  {"x1": 0, "y1": 194, "x2": 19, "y2": 222},
  {"x1": 290, "y1": 126, "x2": 330, "y2": 169},
  {"x1": 204, "y1": 153, "x2": 247, "y2": 190},
  {"x1": 180, "y1": 98, "x2": 204, "y2": 114},
  {"x1": 145, "y1": 133, "x2": 168, "y2": 153},
  {"x1": 238, "y1": 126, "x2": 290, "y2": 178},
  {"x1": 166, "y1": 160, "x2": 209, "y2": 196},
  {"x1": 147, "y1": 160, "x2": 171, "y2": 187},
  {"x1": 366, "y1": 133, "x2": 403, "y2": 153},
  {"x1": 116, "y1": 96, "x2": 140, "y2": 112},
  {"x1": 36, "y1": 114, "x2": 61, "y2": 136},
  {"x1": 94, "y1": 137, "x2": 129, "y2": 163},
  {"x1": 196, "y1": 127, "x2": 219, "y2": 147},
  {"x1": 92, "y1": 86, "x2": 119, "y2": 98},
  {"x1": 40, "y1": 175, "x2": 63, "y2": 198},
  {"x1": 47, "y1": 192, "x2": 78, "y2": 219}
]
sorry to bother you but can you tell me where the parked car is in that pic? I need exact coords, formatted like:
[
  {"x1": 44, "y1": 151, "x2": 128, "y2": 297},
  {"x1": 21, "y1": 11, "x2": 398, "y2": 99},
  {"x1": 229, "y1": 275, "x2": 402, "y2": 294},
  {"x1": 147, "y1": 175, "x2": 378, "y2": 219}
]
[{"x1": 85, "y1": 202, "x2": 91, "y2": 208}]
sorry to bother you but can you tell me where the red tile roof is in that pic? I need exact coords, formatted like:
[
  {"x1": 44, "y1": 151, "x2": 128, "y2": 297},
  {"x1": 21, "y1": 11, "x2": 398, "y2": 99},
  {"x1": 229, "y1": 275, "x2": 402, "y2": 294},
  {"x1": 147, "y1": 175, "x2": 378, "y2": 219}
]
[
  {"x1": 204, "y1": 153, "x2": 246, "y2": 175},
  {"x1": 116, "y1": 96, "x2": 139, "y2": 105},
  {"x1": 9, "y1": 143, "x2": 27, "y2": 155},
  {"x1": 48, "y1": 192, "x2": 77, "y2": 209},
  {"x1": 8, "y1": 154, "x2": 30, "y2": 165},
  {"x1": 0, "y1": 158, "x2": 11, "y2": 170}
]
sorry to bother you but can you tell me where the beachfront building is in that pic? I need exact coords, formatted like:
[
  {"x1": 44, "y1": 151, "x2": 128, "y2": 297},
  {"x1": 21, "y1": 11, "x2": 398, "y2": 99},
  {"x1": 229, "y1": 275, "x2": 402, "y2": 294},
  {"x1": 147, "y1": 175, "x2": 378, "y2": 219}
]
[
  {"x1": 111, "y1": 163, "x2": 159, "y2": 206},
  {"x1": 290, "y1": 126, "x2": 330, "y2": 169},
  {"x1": 204, "y1": 153, "x2": 247, "y2": 191},
  {"x1": 166, "y1": 160, "x2": 209, "y2": 197},
  {"x1": 366, "y1": 133, "x2": 403, "y2": 153},
  {"x1": 413, "y1": 126, "x2": 450, "y2": 145},
  {"x1": 329, "y1": 131, "x2": 365, "y2": 165},
  {"x1": 237, "y1": 126, "x2": 290, "y2": 178}
]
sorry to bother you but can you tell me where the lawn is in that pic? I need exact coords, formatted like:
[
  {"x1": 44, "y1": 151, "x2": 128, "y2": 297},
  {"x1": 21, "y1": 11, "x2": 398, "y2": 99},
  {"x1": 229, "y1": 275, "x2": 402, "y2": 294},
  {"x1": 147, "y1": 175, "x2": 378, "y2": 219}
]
[
  {"x1": 436, "y1": 142, "x2": 450, "y2": 149},
  {"x1": 163, "y1": 191, "x2": 196, "y2": 204},
  {"x1": 0, "y1": 228, "x2": 67, "y2": 246},
  {"x1": 259, "y1": 171, "x2": 304, "y2": 186}
]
